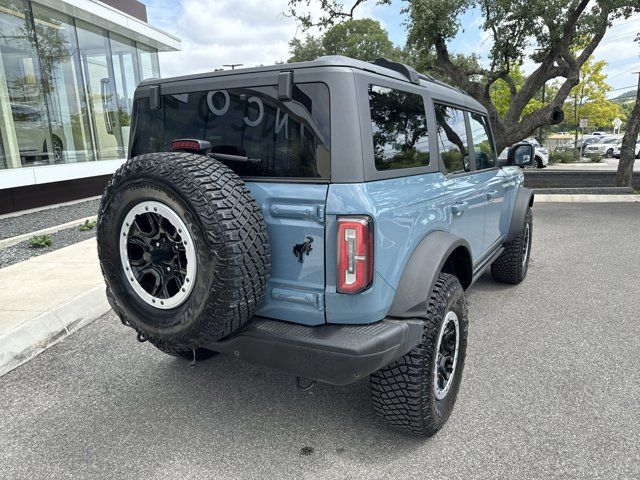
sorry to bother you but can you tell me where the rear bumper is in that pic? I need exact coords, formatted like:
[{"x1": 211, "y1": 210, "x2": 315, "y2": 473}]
[{"x1": 205, "y1": 317, "x2": 424, "y2": 385}]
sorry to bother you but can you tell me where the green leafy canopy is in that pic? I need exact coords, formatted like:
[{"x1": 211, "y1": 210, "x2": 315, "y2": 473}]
[{"x1": 286, "y1": 0, "x2": 640, "y2": 151}]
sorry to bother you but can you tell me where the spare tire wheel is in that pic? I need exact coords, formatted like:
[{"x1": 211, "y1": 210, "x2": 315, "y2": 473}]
[{"x1": 97, "y1": 152, "x2": 270, "y2": 356}]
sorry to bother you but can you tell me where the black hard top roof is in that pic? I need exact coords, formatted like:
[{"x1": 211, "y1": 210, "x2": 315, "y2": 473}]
[
  {"x1": 139, "y1": 55, "x2": 485, "y2": 113},
  {"x1": 141, "y1": 55, "x2": 462, "y2": 93}
]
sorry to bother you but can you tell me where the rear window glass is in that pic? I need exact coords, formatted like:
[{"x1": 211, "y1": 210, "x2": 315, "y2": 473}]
[
  {"x1": 368, "y1": 85, "x2": 430, "y2": 171},
  {"x1": 131, "y1": 83, "x2": 330, "y2": 179}
]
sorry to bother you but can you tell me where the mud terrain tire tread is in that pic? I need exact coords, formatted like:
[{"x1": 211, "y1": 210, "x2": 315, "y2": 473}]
[
  {"x1": 491, "y1": 208, "x2": 532, "y2": 284},
  {"x1": 370, "y1": 273, "x2": 468, "y2": 437},
  {"x1": 98, "y1": 152, "x2": 270, "y2": 352}
]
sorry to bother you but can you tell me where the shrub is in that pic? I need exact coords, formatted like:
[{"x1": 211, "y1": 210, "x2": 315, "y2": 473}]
[
  {"x1": 29, "y1": 234, "x2": 53, "y2": 249},
  {"x1": 550, "y1": 150, "x2": 577, "y2": 163},
  {"x1": 79, "y1": 219, "x2": 97, "y2": 231}
]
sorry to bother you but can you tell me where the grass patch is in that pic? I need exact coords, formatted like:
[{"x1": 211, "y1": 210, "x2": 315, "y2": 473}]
[
  {"x1": 79, "y1": 219, "x2": 97, "y2": 231},
  {"x1": 29, "y1": 234, "x2": 53, "y2": 249}
]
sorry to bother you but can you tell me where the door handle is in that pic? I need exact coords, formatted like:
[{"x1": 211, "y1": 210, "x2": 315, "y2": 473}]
[
  {"x1": 485, "y1": 189, "x2": 499, "y2": 201},
  {"x1": 450, "y1": 202, "x2": 468, "y2": 216}
]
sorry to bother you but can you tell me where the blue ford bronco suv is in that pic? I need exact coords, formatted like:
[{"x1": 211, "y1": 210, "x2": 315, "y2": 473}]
[{"x1": 97, "y1": 56, "x2": 535, "y2": 437}]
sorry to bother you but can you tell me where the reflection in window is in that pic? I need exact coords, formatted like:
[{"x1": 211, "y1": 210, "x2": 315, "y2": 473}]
[
  {"x1": 110, "y1": 33, "x2": 139, "y2": 152},
  {"x1": 76, "y1": 20, "x2": 123, "y2": 160},
  {"x1": 369, "y1": 85, "x2": 429, "y2": 171},
  {"x1": 131, "y1": 83, "x2": 331, "y2": 179},
  {"x1": 0, "y1": 1, "x2": 163, "y2": 170},
  {"x1": 435, "y1": 104, "x2": 469, "y2": 175},
  {"x1": 0, "y1": 0, "x2": 52, "y2": 167},
  {"x1": 137, "y1": 42, "x2": 160, "y2": 81},
  {"x1": 469, "y1": 112, "x2": 496, "y2": 170},
  {"x1": 32, "y1": 4, "x2": 94, "y2": 164}
]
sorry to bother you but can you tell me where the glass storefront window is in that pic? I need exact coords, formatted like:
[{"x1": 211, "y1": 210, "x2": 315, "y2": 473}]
[
  {"x1": 0, "y1": 1, "x2": 162, "y2": 170},
  {"x1": 32, "y1": 4, "x2": 94, "y2": 163},
  {"x1": 0, "y1": 0, "x2": 53, "y2": 168},
  {"x1": 76, "y1": 20, "x2": 124, "y2": 160},
  {"x1": 109, "y1": 33, "x2": 139, "y2": 152},
  {"x1": 137, "y1": 42, "x2": 160, "y2": 81}
]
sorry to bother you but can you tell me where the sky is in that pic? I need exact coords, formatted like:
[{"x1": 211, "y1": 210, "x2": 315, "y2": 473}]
[{"x1": 143, "y1": 0, "x2": 640, "y2": 98}]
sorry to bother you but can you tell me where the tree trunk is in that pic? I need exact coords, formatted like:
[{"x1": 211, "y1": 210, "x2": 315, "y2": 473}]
[{"x1": 616, "y1": 76, "x2": 640, "y2": 188}]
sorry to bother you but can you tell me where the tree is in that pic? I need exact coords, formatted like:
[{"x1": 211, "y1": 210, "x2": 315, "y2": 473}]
[
  {"x1": 489, "y1": 64, "x2": 544, "y2": 118},
  {"x1": 616, "y1": 74, "x2": 640, "y2": 187},
  {"x1": 288, "y1": 35, "x2": 325, "y2": 62},
  {"x1": 287, "y1": 0, "x2": 640, "y2": 152},
  {"x1": 288, "y1": 18, "x2": 401, "y2": 63},
  {"x1": 564, "y1": 58, "x2": 623, "y2": 129}
]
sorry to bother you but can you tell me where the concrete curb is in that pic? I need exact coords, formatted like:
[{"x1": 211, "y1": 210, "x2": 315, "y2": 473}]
[
  {"x1": 0, "y1": 215, "x2": 98, "y2": 249},
  {"x1": 0, "y1": 284, "x2": 110, "y2": 378},
  {"x1": 535, "y1": 194, "x2": 640, "y2": 203}
]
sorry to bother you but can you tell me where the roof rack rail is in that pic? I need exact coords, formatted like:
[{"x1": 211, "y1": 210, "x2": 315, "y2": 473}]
[
  {"x1": 372, "y1": 58, "x2": 420, "y2": 84},
  {"x1": 418, "y1": 72, "x2": 468, "y2": 94}
]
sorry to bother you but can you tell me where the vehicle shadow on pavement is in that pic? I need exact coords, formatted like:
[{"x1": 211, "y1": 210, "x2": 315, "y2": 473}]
[{"x1": 34, "y1": 312, "x2": 438, "y2": 474}]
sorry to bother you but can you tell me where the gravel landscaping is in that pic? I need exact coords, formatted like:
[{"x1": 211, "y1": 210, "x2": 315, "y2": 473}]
[
  {"x1": 0, "y1": 197, "x2": 100, "y2": 240},
  {"x1": 0, "y1": 225, "x2": 97, "y2": 269}
]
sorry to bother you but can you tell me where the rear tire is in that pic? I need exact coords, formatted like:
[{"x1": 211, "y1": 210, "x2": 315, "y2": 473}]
[
  {"x1": 491, "y1": 208, "x2": 532, "y2": 284},
  {"x1": 370, "y1": 273, "x2": 468, "y2": 437}
]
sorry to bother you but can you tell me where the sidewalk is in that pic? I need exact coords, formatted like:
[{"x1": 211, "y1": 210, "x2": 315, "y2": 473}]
[
  {"x1": 546, "y1": 158, "x2": 640, "y2": 171},
  {"x1": 0, "y1": 238, "x2": 110, "y2": 377}
]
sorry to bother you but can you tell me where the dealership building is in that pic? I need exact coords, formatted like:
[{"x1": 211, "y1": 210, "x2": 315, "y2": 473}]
[{"x1": 0, "y1": 0, "x2": 180, "y2": 214}]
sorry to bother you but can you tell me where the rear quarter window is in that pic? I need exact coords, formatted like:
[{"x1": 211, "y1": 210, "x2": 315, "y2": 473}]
[
  {"x1": 131, "y1": 83, "x2": 331, "y2": 179},
  {"x1": 368, "y1": 85, "x2": 430, "y2": 171}
]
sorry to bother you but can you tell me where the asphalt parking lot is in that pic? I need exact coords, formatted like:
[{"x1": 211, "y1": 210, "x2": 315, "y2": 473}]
[{"x1": 1, "y1": 202, "x2": 639, "y2": 479}]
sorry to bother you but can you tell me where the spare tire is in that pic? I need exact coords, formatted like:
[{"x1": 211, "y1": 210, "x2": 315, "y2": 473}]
[{"x1": 97, "y1": 152, "x2": 270, "y2": 353}]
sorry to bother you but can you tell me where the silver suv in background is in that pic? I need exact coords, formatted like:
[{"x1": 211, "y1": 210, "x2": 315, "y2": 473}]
[
  {"x1": 583, "y1": 136, "x2": 622, "y2": 158},
  {"x1": 613, "y1": 138, "x2": 640, "y2": 158}
]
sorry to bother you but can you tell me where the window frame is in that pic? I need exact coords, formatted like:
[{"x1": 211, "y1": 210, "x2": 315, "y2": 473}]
[
  {"x1": 467, "y1": 110, "x2": 499, "y2": 172},
  {"x1": 356, "y1": 73, "x2": 439, "y2": 182}
]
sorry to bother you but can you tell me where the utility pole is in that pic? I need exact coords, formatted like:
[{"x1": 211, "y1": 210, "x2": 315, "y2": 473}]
[
  {"x1": 615, "y1": 72, "x2": 640, "y2": 187},
  {"x1": 223, "y1": 64, "x2": 243, "y2": 70}
]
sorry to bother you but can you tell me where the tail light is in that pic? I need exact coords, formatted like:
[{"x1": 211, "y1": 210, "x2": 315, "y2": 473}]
[
  {"x1": 171, "y1": 138, "x2": 211, "y2": 154},
  {"x1": 337, "y1": 216, "x2": 373, "y2": 294}
]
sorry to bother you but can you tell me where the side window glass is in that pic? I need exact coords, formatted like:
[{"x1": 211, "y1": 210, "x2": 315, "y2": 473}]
[
  {"x1": 469, "y1": 112, "x2": 496, "y2": 170},
  {"x1": 434, "y1": 103, "x2": 469, "y2": 175},
  {"x1": 368, "y1": 85, "x2": 430, "y2": 171}
]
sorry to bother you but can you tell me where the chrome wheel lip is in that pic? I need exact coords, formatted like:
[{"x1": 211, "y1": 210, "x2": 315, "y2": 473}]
[
  {"x1": 433, "y1": 310, "x2": 460, "y2": 401},
  {"x1": 119, "y1": 200, "x2": 197, "y2": 310},
  {"x1": 522, "y1": 222, "x2": 531, "y2": 269}
]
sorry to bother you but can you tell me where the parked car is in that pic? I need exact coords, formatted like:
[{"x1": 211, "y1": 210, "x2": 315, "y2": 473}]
[
  {"x1": 583, "y1": 136, "x2": 622, "y2": 158},
  {"x1": 97, "y1": 56, "x2": 536, "y2": 437},
  {"x1": 498, "y1": 137, "x2": 548, "y2": 168},
  {"x1": 11, "y1": 103, "x2": 66, "y2": 165},
  {"x1": 590, "y1": 131, "x2": 608, "y2": 136},
  {"x1": 526, "y1": 137, "x2": 549, "y2": 168},
  {"x1": 580, "y1": 135, "x2": 601, "y2": 154},
  {"x1": 613, "y1": 138, "x2": 640, "y2": 158}
]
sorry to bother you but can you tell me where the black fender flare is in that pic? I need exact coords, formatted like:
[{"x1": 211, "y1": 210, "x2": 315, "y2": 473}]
[
  {"x1": 387, "y1": 231, "x2": 472, "y2": 318},
  {"x1": 506, "y1": 187, "x2": 534, "y2": 242}
]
